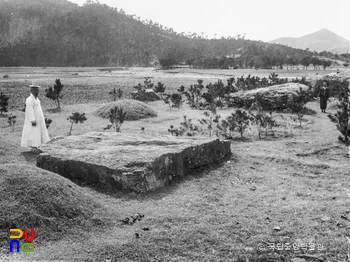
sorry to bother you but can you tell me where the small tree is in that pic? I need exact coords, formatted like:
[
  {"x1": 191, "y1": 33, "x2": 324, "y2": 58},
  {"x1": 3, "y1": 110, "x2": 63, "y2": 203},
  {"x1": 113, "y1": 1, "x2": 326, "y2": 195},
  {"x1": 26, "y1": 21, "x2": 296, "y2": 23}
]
[
  {"x1": 199, "y1": 111, "x2": 221, "y2": 137},
  {"x1": 328, "y1": 84, "x2": 350, "y2": 145},
  {"x1": 0, "y1": 92, "x2": 9, "y2": 114},
  {"x1": 183, "y1": 79, "x2": 205, "y2": 109},
  {"x1": 45, "y1": 79, "x2": 64, "y2": 108},
  {"x1": 171, "y1": 93, "x2": 183, "y2": 109},
  {"x1": 217, "y1": 114, "x2": 237, "y2": 139},
  {"x1": 251, "y1": 94, "x2": 278, "y2": 138},
  {"x1": 168, "y1": 125, "x2": 180, "y2": 136},
  {"x1": 268, "y1": 72, "x2": 279, "y2": 86},
  {"x1": 163, "y1": 92, "x2": 183, "y2": 110},
  {"x1": 45, "y1": 118, "x2": 52, "y2": 129},
  {"x1": 286, "y1": 87, "x2": 311, "y2": 128},
  {"x1": 343, "y1": 63, "x2": 349, "y2": 69},
  {"x1": 168, "y1": 116, "x2": 201, "y2": 137},
  {"x1": 322, "y1": 60, "x2": 332, "y2": 70},
  {"x1": 154, "y1": 82, "x2": 166, "y2": 99},
  {"x1": 144, "y1": 77, "x2": 154, "y2": 89},
  {"x1": 104, "y1": 106, "x2": 127, "y2": 132},
  {"x1": 159, "y1": 58, "x2": 176, "y2": 69},
  {"x1": 133, "y1": 83, "x2": 148, "y2": 103},
  {"x1": 286, "y1": 95, "x2": 305, "y2": 128},
  {"x1": 300, "y1": 56, "x2": 311, "y2": 70},
  {"x1": 132, "y1": 77, "x2": 154, "y2": 103},
  {"x1": 235, "y1": 109, "x2": 253, "y2": 138},
  {"x1": 109, "y1": 88, "x2": 123, "y2": 101},
  {"x1": 8, "y1": 115, "x2": 16, "y2": 132},
  {"x1": 67, "y1": 112, "x2": 87, "y2": 135}
]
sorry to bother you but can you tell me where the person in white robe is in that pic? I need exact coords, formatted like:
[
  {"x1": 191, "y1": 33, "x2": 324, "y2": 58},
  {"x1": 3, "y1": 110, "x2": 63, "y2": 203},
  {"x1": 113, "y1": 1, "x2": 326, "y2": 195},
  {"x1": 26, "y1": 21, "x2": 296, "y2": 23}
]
[{"x1": 21, "y1": 82, "x2": 50, "y2": 153}]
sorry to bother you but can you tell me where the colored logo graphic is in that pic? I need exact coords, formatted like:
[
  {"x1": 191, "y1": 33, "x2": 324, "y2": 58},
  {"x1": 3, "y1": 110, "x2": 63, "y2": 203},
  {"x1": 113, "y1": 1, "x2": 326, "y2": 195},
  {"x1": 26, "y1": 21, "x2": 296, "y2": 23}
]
[{"x1": 9, "y1": 228, "x2": 35, "y2": 253}]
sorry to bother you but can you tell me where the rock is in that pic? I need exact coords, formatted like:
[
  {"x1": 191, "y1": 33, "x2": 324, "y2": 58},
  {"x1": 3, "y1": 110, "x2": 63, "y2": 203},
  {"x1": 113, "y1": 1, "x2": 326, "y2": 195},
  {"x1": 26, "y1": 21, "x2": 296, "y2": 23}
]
[
  {"x1": 273, "y1": 226, "x2": 281, "y2": 231},
  {"x1": 228, "y1": 83, "x2": 310, "y2": 110},
  {"x1": 249, "y1": 186, "x2": 256, "y2": 191},
  {"x1": 244, "y1": 247, "x2": 254, "y2": 252},
  {"x1": 94, "y1": 99, "x2": 157, "y2": 121},
  {"x1": 291, "y1": 258, "x2": 306, "y2": 262},
  {"x1": 131, "y1": 88, "x2": 160, "y2": 102},
  {"x1": 320, "y1": 216, "x2": 331, "y2": 222},
  {"x1": 37, "y1": 132, "x2": 231, "y2": 193}
]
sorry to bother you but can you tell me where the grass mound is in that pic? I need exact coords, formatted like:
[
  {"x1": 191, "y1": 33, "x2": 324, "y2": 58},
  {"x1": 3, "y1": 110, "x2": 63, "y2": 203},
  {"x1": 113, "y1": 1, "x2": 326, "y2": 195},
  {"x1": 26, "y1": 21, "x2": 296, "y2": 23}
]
[
  {"x1": 94, "y1": 99, "x2": 157, "y2": 121},
  {"x1": 0, "y1": 164, "x2": 101, "y2": 246}
]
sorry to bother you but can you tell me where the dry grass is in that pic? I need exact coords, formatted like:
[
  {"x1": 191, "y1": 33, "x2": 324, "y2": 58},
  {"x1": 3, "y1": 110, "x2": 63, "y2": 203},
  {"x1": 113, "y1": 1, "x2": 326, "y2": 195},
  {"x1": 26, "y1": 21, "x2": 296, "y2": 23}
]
[{"x1": 0, "y1": 67, "x2": 349, "y2": 261}]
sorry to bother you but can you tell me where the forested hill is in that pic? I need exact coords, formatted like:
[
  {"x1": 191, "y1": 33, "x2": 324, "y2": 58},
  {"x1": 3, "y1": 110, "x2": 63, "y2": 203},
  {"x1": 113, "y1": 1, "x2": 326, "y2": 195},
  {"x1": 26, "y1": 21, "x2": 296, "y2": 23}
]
[{"x1": 0, "y1": 0, "x2": 346, "y2": 68}]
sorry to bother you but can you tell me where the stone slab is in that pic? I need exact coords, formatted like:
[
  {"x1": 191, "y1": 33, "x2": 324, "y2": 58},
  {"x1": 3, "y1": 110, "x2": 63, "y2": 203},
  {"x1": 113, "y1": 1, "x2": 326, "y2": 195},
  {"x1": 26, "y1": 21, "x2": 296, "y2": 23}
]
[{"x1": 37, "y1": 132, "x2": 231, "y2": 193}]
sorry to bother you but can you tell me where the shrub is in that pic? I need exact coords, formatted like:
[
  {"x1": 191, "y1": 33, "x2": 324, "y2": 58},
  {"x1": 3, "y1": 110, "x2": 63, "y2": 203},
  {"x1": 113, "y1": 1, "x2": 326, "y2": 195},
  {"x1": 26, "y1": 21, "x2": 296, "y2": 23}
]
[
  {"x1": 203, "y1": 80, "x2": 226, "y2": 108},
  {"x1": 132, "y1": 83, "x2": 147, "y2": 102},
  {"x1": 168, "y1": 116, "x2": 201, "y2": 137},
  {"x1": 235, "y1": 109, "x2": 254, "y2": 138},
  {"x1": 67, "y1": 112, "x2": 87, "y2": 135},
  {"x1": 45, "y1": 79, "x2": 64, "y2": 108},
  {"x1": 8, "y1": 115, "x2": 16, "y2": 132},
  {"x1": 159, "y1": 58, "x2": 176, "y2": 69},
  {"x1": 104, "y1": 106, "x2": 127, "y2": 132},
  {"x1": 163, "y1": 93, "x2": 182, "y2": 110},
  {"x1": 252, "y1": 93, "x2": 279, "y2": 138},
  {"x1": 183, "y1": 79, "x2": 205, "y2": 109},
  {"x1": 217, "y1": 114, "x2": 237, "y2": 139},
  {"x1": 328, "y1": 86, "x2": 350, "y2": 145},
  {"x1": 3, "y1": 75, "x2": 9, "y2": 78},
  {"x1": 45, "y1": 118, "x2": 52, "y2": 129},
  {"x1": 109, "y1": 88, "x2": 123, "y2": 101},
  {"x1": 285, "y1": 87, "x2": 311, "y2": 128},
  {"x1": 253, "y1": 111, "x2": 278, "y2": 138},
  {"x1": 154, "y1": 82, "x2": 166, "y2": 99},
  {"x1": 132, "y1": 77, "x2": 155, "y2": 103},
  {"x1": 199, "y1": 111, "x2": 221, "y2": 137},
  {"x1": 0, "y1": 93, "x2": 9, "y2": 114}
]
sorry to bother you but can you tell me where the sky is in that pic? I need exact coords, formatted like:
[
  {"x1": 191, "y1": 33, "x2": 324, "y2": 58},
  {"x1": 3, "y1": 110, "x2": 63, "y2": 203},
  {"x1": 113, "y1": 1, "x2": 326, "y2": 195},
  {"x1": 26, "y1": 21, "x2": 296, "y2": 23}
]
[{"x1": 69, "y1": 0, "x2": 350, "y2": 42}]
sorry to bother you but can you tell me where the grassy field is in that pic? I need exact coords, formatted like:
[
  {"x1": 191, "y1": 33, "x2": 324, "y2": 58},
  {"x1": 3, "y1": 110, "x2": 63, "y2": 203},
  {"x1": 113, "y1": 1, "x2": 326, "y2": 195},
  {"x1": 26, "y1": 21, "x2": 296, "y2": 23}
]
[
  {"x1": 1, "y1": 67, "x2": 350, "y2": 262},
  {"x1": 0, "y1": 67, "x2": 340, "y2": 110}
]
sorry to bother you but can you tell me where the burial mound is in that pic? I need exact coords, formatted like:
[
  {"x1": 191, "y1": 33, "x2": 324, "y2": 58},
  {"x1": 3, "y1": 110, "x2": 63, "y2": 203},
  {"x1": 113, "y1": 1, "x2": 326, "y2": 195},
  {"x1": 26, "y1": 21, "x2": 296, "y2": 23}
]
[
  {"x1": 37, "y1": 132, "x2": 231, "y2": 193},
  {"x1": 94, "y1": 99, "x2": 158, "y2": 121},
  {"x1": 0, "y1": 163, "x2": 101, "y2": 245}
]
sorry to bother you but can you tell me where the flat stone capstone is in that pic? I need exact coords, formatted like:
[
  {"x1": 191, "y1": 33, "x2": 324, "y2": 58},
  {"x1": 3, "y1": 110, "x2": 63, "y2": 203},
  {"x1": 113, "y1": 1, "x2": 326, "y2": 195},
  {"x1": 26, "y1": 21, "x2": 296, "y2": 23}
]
[{"x1": 36, "y1": 132, "x2": 231, "y2": 193}]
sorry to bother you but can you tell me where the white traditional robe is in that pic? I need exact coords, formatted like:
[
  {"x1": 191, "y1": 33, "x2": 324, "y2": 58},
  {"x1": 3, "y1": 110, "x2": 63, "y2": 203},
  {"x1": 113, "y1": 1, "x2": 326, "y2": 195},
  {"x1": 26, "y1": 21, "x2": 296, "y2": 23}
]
[{"x1": 21, "y1": 94, "x2": 50, "y2": 148}]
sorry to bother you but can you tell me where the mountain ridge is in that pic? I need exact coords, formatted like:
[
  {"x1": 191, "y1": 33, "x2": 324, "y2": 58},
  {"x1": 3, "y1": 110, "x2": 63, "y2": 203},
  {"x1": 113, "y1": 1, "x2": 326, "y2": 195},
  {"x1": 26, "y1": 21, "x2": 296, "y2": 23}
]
[{"x1": 269, "y1": 28, "x2": 350, "y2": 54}]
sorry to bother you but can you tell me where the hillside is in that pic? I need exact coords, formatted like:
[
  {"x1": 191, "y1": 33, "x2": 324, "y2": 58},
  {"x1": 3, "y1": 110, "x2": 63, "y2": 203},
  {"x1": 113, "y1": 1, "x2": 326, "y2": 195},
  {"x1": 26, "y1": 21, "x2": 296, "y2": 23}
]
[
  {"x1": 0, "y1": 0, "x2": 77, "y2": 45},
  {"x1": 270, "y1": 28, "x2": 350, "y2": 54},
  {"x1": 0, "y1": 1, "x2": 345, "y2": 68}
]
